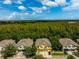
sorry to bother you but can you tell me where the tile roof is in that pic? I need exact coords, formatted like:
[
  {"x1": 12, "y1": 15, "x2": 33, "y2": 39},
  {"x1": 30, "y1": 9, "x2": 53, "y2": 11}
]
[
  {"x1": 0, "y1": 39, "x2": 16, "y2": 47},
  {"x1": 17, "y1": 38, "x2": 33, "y2": 47},
  {"x1": 59, "y1": 38, "x2": 78, "y2": 47},
  {"x1": 35, "y1": 38, "x2": 51, "y2": 47}
]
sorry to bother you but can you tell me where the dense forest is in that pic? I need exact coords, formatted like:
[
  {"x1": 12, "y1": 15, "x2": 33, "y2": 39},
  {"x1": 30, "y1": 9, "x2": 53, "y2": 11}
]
[{"x1": 0, "y1": 20, "x2": 79, "y2": 50}]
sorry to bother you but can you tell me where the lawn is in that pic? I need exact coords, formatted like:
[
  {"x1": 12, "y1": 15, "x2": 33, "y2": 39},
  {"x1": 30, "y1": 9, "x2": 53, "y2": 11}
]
[{"x1": 52, "y1": 51, "x2": 65, "y2": 56}]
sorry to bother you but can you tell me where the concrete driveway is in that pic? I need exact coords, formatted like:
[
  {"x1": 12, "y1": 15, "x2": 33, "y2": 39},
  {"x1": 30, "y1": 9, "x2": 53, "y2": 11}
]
[
  {"x1": 67, "y1": 51, "x2": 72, "y2": 55},
  {"x1": 12, "y1": 51, "x2": 27, "y2": 59},
  {"x1": 67, "y1": 51, "x2": 79, "y2": 59}
]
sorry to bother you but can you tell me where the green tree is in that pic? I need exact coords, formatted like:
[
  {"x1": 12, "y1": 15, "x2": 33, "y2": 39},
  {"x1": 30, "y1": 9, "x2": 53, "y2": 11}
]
[
  {"x1": 1, "y1": 44, "x2": 17, "y2": 59},
  {"x1": 67, "y1": 55, "x2": 75, "y2": 59},
  {"x1": 49, "y1": 36, "x2": 62, "y2": 51},
  {"x1": 23, "y1": 46, "x2": 36, "y2": 58}
]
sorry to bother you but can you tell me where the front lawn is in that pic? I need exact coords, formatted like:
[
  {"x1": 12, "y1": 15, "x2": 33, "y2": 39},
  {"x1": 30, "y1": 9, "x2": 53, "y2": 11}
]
[{"x1": 52, "y1": 51, "x2": 65, "y2": 56}]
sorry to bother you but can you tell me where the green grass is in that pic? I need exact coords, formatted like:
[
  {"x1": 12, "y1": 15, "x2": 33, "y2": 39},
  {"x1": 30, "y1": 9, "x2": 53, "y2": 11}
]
[{"x1": 52, "y1": 51, "x2": 65, "y2": 56}]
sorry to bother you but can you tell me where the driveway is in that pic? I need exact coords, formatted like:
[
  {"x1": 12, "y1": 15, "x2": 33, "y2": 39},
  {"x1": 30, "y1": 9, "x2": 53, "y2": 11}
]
[
  {"x1": 67, "y1": 51, "x2": 72, "y2": 55},
  {"x1": 12, "y1": 51, "x2": 27, "y2": 59},
  {"x1": 67, "y1": 51, "x2": 79, "y2": 59}
]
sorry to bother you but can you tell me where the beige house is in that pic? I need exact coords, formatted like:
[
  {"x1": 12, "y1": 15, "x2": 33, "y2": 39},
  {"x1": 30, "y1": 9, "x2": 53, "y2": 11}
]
[
  {"x1": 0, "y1": 39, "x2": 16, "y2": 51},
  {"x1": 35, "y1": 38, "x2": 52, "y2": 58},
  {"x1": 59, "y1": 38, "x2": 78, "y2": 53},
  {"x1": 0, "y1": 39, "x2": 16, "y2": 57},
  {"x1": 17, "y1": 38, "x2": 33, "y2": 50},
  {"x1": 76, "y1": 39, "x2": 79, "y2": 44}
]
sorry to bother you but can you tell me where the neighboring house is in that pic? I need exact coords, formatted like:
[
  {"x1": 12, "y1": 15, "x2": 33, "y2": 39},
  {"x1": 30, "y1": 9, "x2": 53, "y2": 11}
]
[
  {"x1": 76, "y1": 39, "x2": 79, "y2": 44},
  {"x1": 0, "y1": 39, "x2": 16, "y2": 51},
  {"x1": 17, "y1": 38, "x2": 33, "y2": 50},
  {"x1": 35, "y1": 38, "x2": 52, "y2": 58},
  {"x1": 59, "y1": 38, "x2": 78, "y2": 54}
]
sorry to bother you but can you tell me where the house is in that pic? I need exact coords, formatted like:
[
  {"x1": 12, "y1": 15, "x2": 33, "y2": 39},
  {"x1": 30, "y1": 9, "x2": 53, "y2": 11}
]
[
  {"x1": 35, "y1": 38, "x2": 52, "y2": 58},
  {"x1": 17, "y1": 38, "x2": 33, "y2": 50},
  {"x1": 59, "y1": 38, "x2": 78, "y2": 54},
  {"x1": 0, "y1": 39, "x2": 16, "y2": 51},
  {"x1": 76, "y1": 39, "x2": 79, "y2": 44}
]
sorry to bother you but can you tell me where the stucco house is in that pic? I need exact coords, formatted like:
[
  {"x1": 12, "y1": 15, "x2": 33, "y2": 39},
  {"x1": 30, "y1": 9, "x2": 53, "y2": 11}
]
[
  {"x1": 0, "y1": 39, "x2": 16, "y2": 51},
  {"x1": 35, "y1": 38, "x2": 52, "y2": 58},
  {"x1": 76, "y1": 39, "x2": 79, "y2": 44},
  {"x1": 59, "y1": 38, "x2": 78, "y2": 53},
  {"x1": 17, "y1": 38, "x2": 33, "y2": 50},
  {"x1": 0, "y1": 39, "x2": 16, "y2": 57}
]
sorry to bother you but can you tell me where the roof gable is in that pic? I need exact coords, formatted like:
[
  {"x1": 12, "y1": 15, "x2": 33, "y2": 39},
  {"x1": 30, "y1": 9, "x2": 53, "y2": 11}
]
[
  {"x1": 59, "y1": 38, "x2": 78, "y2": 47},
  {"x1": 35, "y1": 38, "x2": 51, "y2": 47},
  {"x1": 17, "y1": 38, "x2": 33, "y2": 47}
]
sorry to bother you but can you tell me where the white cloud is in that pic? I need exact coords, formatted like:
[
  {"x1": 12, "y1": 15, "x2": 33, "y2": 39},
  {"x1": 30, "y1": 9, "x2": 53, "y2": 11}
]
[
  {"x1": 30, "y1": 6, "x2": 48, "y2": 13},
  {"x1": 8, "y1": 12, "x2": 18, "y2": 20},
  {"x1": 71, "y1": 0, "x2": 79, "y2": 8},
  {"x1": 39, "y1": 0, "x2": 58, "y2": 7},
  {"x1": 42, "y1": 6, "x2": 47, "y2": 10},
  {"x1": 8, "y1": 12, "x2": 30, "y2": 20},
  {"x1": 3, "y1": 0, "x2": 12, "y2": 4},
  {"x1": 55, "y1": 0, "x2": 67, "y2": 5},
  {"x1": 45, "y1": 1, "x2": 58, "y2": 7},
  {"x1": 14, "y1": 0, "x2": 25, "y2": 4},
  {"x1": 31, "y1": 7, "x2": 43, "y2": 13},
  {"x1": 18, "y1": 6, "x2": 26, "y2": 10},
  {"x1": 31, "y1": 12, "x2": 37, "y2": 16},
  {"x1": 63, "y1": 0, "x2": 79, "y2": 11},
  {"x1": 15, "y1": 1, "x2": 22, "y2": 4},
  {"x1": 24, "y1": 13, "x2": 30, "y2": 15}
]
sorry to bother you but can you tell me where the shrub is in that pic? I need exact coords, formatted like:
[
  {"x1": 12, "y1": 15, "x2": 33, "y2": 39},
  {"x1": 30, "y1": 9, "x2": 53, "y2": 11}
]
[
  {"x1": 23, "y1": 46, "x2": 36, "y2": 58},
  {"x1": 67, "y1": 55, "x2": 75, "y2": 59},
  {"x1": 1, "y1": 44, "x2": 17, "y2": 59}
]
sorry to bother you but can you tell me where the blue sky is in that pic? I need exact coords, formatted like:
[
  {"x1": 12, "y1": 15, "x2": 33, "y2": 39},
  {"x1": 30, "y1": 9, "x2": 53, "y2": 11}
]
[{"x1": 0, "y1": 0, "x2": 79, "y2": 20}]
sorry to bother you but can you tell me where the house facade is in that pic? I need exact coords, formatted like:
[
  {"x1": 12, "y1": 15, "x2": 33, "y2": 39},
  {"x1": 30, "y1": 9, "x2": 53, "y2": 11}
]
[
  {"x1": 35, "y1": 38, "x2": 52, "y2": 58},
  {"x1": 17, "y1": 38, "x2": 33, "y2": 50},
  {"x1": 76, "y1": 39, "x2": 79, "y2": 44},
  {"x1": 0, "y1": 39, "x2": 16, "y2": 52},
  {"x1": 59, "y1": 38, "x2": 78, "y2": 54},
  {"x1": 0, "y1": 39, "x2": 16, "y2": 57}
]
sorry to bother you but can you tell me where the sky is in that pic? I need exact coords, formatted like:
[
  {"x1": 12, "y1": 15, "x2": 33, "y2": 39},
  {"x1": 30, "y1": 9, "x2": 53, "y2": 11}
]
[{"x1": 0, "y1": 0, "x2": 79, "y2": 20}]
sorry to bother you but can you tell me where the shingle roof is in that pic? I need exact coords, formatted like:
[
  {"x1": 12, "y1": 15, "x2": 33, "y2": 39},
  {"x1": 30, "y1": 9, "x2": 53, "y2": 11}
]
[
  {"x1": 59, "y1": 38, "x2": 78, "y2": 47},
  {"x1": 17, "y1": 38, "x2": 33, "y2": 47},
  {"x1": 35, "y1": 38, "x2": 51, "y2": 47},
  {"x1": 0, "y1": 39, "x2": 16, "y2": 47}
]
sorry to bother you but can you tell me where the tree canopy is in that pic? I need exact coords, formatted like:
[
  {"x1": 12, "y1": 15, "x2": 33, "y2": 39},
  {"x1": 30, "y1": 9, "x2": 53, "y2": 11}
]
[{"x1": 23, "y1": 45, "x2": 36, "y2": 58}]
